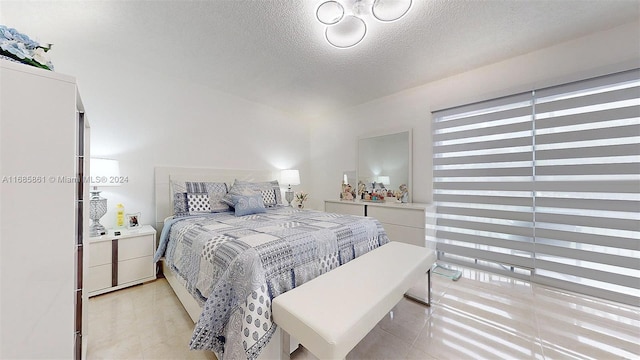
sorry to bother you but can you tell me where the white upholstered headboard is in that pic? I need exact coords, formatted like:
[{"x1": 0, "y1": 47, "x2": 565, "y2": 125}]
[{"x1": 154, "y1": 167, "x2": 279, "y2": 233}]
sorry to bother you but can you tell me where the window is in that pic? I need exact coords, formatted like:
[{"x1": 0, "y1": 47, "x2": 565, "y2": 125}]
[{"x1": 433, "y1": 69, "x2": 639, "y2": 305}]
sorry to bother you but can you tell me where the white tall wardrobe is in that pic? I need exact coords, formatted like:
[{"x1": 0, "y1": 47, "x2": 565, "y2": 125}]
[{"x1": 0, "y1": 59, "x2": 89, "y2": 359}]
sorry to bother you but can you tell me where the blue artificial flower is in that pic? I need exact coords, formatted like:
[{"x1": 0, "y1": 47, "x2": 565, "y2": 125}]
[
  {"x1": 1, "y1": 40, "x2": 31, "y2": 59},
  {"x1": 8, "y1": 27, "x2": 39, "y2": 49},
  {"x1": 0, "y1": 25, "x2": 40, "y2": 49},
  {"x1": 0, "y1": 24, "x2": 53, "y2": 70},
  {"x1": 0, "y1": 25, "x2": 12, "y2": 41}
]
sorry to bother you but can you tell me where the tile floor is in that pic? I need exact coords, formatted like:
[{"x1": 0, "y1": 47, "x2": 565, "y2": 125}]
[{"x1": 87, "y1": 267, "x2": 640, "y2": 359}]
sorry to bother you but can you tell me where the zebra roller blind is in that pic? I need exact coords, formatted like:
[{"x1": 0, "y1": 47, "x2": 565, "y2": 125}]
[{"x1": 433, "y1": 69, "x2": 639, "y2": 305}]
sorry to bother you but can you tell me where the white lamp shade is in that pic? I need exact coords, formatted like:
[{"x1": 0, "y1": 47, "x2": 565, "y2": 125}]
[
  {"x1": 90, "y1": 158, "x2": 120, "y2": 187},
  {"x1": 281, "y1": 169, "x2": 300, "y2": 186}
]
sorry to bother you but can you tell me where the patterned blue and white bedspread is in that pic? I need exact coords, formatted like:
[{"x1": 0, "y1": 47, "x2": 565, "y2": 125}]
[{"x1": 154, "y1": 206, "x2": 389, "y2": 360}]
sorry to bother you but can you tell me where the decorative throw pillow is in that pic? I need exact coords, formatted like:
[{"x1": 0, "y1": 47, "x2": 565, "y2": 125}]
[
  {"x1": 173, "y1": 192, "x2": 190, "y2": 217},
  {"x1": 231, "y1": 193, "x2": 266, "y2": 216},
  {"x1": 260, "y1": 188, "x2": 277, "y2": 207},
  {"x1": 171, "y1": 180, "x2": 230, "y2": 216},
  {"x1": 231, "y1": 179, "x2": 282, "y2": 207},
  {"x1": 187, "y1": 193, "x2": 211, "y2": 213},
  {"x1": 222, "y1": 181, "x2": 260, "y2": 207}
]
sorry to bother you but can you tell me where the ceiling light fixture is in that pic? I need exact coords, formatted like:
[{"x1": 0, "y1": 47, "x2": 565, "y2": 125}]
[
  {"x1": 316, "y1": 0, "x2": 412, "y2": 49},
  {"x1": 317, "y1": 1, "x2": 344, "y2": 25},
  {"x1": 326, "y1": 15, "x2": 367, "y2": 48},
  {"x1": 372, "y1": 0, "x2": 412, "y2": 22}
]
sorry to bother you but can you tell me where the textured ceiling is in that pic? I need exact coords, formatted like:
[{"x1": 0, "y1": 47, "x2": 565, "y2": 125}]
[{"x1": 1, "y1": 0, "x2": 639, "y2": 118}]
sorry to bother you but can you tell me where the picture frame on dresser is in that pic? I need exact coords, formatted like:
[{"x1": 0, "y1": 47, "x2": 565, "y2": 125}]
[{"x1": 126, "y1": 212, "x2": 140, "y2": 228}]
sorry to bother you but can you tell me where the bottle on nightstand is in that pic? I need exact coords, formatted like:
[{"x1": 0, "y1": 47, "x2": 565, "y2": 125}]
[{"x1": 115, "y1": 203, "x2": 125, "y2": 228}]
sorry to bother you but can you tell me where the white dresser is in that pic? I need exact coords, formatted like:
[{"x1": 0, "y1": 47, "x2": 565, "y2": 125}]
[
  {"x1": 324, "y1": 200, "x2": 429, "y2": 247},
  {"x1": 87, "y1": 225, "x2": 157, "y2": 296}
]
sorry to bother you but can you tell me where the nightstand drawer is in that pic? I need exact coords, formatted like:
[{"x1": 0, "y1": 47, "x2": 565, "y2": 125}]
[
  {"x1": 118, "y1": 256, "x2": 154, "y2": 285},
  {"x1": 89, "y1": 240, "x2": 112, "y2": 266},
  {"x1": 118, "y1": 234, "x2": 154, "y2": 261},
  {"x1": 87, "y1": 264, "x2": 111, "y2": 292}
]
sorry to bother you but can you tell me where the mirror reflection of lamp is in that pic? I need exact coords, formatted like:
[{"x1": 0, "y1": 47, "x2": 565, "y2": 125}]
[
  {"x1": 377, "y1": 175, "x2": 390, "y2": 188},
  {"x1": 89, "y1": 158, "x2": 120, "y2": 237}
]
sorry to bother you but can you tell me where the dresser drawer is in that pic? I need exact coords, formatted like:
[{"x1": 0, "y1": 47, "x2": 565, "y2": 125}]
[
  {"x1": 368, "y1": 206, "x2": 424, "y2": 228},
  {"x1": 325, "y1": 202, "x2": 365, "y2": 216},
  {"x1": 118, "y1": 234, "x2": 154, "y2": 261},
  {"x1": 382, "y1": 223, "x2": 425, "y2": 247}
]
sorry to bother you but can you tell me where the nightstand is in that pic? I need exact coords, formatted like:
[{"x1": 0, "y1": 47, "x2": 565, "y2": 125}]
[{"x1": 87, "y1": 225, "x2": 157, "y2": 296}]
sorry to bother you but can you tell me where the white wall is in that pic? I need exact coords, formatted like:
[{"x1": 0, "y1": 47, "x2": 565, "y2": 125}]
[
  {"x1": 307, "y1": 21, "x2": 640, "y2": 211},
  {"x1": 70, "y1": 55, "x2": 309, "y2": 228}
]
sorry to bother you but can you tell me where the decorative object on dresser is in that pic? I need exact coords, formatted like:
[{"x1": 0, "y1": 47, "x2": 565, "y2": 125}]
[
  {"x1": 89, "y1": 158, "x2": 120, "y2": 236},
  {"x1": 396, "y1": 183, "x2": 409, "y2": 203},
  {"x1": 126, "y1": 212, "x2": 140, "y2": 228},
  {"x1": 0, "y1": 25, "x2": 54, "y2": 70},
  {"x1": 87, "y1": 225, "x2": 157, "y2": 297},
  {"x1": 295, "y1": 191, "x2": 309, "y2": 208},
  {"x1": 340, "y1": 182, "x2": 355, "y2": 200},
  {"x1": 281, "y1": 169, "x2": 300, "y2": 206}
]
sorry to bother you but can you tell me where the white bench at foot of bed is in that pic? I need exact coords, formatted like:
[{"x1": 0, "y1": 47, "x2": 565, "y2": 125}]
[{"x1": 272, "y1": 241, "x2": 436, "y2": 360}]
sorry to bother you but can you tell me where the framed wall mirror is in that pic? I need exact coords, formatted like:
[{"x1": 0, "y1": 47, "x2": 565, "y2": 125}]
[{"x1": 357, "y1": 128, "x2": 412, "y2": 202}]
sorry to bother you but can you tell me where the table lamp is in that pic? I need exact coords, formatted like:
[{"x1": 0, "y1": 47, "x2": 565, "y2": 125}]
[
  {"x1": 89, "y1": 158, "x2": 120, "y2": 236},
  {"x1": 281, "y1": 169, "x2": 300, "y2": 207}
]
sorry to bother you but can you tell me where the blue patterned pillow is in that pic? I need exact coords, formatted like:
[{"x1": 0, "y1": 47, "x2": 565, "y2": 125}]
[
  {"x1": 224, "y1": 179, "x2": 282, "y2": 207},
  {"x1": 222, "y1": 182, "x2": 259, "y2": 207},
  {"x1": 171, "y1": 181, "x2": 230, "y2": 216},
  {"x1": 231, "y1": 193, "x2": 266, "y2": 216}
]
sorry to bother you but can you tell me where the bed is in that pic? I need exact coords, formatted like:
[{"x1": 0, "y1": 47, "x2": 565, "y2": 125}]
[{"x1": 153, "y1": 167, "x2": 391, "y2": 360}]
